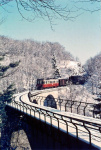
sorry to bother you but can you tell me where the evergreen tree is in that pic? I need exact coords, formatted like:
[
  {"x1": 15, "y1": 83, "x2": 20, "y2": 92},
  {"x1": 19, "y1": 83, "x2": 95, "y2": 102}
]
[
  {"x1": 0, "y1": 53, "x2": 20, "y2": 149},
  {"x1": 52, "y1": 54, "x2": 61, "y2": 79}
]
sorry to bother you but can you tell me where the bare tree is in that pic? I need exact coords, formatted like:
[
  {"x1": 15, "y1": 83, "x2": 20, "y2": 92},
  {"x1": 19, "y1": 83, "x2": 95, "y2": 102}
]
[
  {"x1": 73, "y1": 0, "x2": 101, "y2": 12},
  {"x1": 84, "y1": 53, "x2": 101, "y2": 95},
  {"x1": 1, "y1": 0, "x2": 100, "y2": 28},
  {"x1": 0, "y1": 0, "x2": 100, "y2": 33},
  {"x1": 0, "y1": 0, "x2": 76, "y2": 28}
]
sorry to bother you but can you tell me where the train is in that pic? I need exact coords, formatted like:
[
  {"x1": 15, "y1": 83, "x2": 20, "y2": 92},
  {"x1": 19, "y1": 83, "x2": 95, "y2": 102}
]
[{"x1": 36, "y1": 75, "x2": 85, "y2": 90}]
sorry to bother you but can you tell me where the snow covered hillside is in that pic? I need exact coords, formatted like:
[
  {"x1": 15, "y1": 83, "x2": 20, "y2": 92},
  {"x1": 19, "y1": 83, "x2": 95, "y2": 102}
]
[{"x1": 58, "y1": 60, "x2": 85, "y2": 78}]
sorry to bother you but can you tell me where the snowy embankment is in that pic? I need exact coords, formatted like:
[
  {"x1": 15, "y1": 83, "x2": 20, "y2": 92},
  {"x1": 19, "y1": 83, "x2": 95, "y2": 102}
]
[{"x1": 58, "y1": 85, "x2": 95, "y2": 103}]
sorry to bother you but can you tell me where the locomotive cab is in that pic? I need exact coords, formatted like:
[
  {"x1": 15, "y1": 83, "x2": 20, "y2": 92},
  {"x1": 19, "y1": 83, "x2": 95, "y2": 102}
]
[{"x1": 69, "y1": 76, "x2": 85, "y2": 85}]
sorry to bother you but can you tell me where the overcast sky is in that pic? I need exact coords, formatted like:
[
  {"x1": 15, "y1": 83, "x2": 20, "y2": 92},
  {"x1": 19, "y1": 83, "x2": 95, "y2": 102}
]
[{"x1": 0, "y1": 0, "x2": 101, "y2": 64}]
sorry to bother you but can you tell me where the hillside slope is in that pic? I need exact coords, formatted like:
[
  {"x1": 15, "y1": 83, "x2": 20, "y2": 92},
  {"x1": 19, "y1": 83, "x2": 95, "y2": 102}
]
[
  {"x1": 0, "y1": 36, "x2": 75, "y2": 92},
  {"x1": 84, "y1": 53, "x2": 101, "y2": 94}
]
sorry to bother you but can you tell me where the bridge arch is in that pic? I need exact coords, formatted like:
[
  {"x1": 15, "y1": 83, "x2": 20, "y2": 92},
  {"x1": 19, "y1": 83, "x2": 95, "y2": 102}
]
[{"x1": 44, "y1": 95, "x2": 57, "y2": 109}]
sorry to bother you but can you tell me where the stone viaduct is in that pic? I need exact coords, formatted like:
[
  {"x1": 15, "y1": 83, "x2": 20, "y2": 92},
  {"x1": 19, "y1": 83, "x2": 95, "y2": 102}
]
[{"x1": 28, "y1": 88, "x2": 61, "y2": 109}]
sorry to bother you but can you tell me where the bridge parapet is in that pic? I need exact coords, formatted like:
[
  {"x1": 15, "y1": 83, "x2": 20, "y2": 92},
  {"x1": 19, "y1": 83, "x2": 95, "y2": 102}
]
[
  {"x1": 29, "y1": 91, "x2": 98, "y2": 118},
  {"x1": 6, "y1": 94, "x2": 101, "y2": 149}
]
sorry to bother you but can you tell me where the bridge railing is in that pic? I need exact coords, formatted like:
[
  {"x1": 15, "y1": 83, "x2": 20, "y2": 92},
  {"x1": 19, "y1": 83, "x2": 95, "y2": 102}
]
[
  {"x1": 6, "y1": 99, "x2": 101, "y2": 148},
  {"x1": 29, "y1": 95, "x2": 98, "y2": 118}
]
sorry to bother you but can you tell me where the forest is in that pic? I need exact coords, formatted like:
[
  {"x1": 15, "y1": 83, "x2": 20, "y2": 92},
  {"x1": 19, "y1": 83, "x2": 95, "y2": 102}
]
[
  {"x1": 0, "y1": 36, "x2": 74, "y2": 92},
  {"x1": 0, "y1": 36, "x2": 101, "y2": 94}
]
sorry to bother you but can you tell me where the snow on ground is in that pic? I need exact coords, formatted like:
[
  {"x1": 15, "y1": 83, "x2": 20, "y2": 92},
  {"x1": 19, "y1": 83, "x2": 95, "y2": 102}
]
[
  {"x1": 58, "y1": 85, "x2": 95, "y2": 103},
  {"x1": 54, "y1": 85, "x2": 98, "y2": 117}
]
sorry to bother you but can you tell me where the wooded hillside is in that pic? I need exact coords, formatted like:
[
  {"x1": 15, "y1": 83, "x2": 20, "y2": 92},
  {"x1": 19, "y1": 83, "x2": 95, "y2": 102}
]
[
  {"x1": 84, "y1": 53, "x2": 101, "y2": 94},
  {"x1": 0, "y1": 36, "x2": 74, "y2": 92}
]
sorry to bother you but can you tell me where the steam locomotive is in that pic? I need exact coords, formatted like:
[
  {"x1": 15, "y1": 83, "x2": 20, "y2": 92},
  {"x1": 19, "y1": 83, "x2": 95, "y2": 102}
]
[{"x1": 36, "y1": 75, "x2": 85, "y2": 90}]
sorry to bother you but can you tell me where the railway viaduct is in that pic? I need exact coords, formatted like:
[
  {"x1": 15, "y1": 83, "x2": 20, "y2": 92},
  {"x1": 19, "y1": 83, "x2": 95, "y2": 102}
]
[
  {"x1": 1, "y1": 90, "x2": 101, "y2": 150},
  {"x1": 2, "y1": 103, "x2": 98, "y2": 150}
]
